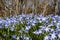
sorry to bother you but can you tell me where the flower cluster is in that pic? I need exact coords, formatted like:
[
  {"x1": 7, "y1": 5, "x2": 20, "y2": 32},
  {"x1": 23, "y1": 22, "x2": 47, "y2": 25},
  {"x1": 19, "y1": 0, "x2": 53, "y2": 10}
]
[{"x1": 0, "y1": 13, "x2": 60, "y2": 40}]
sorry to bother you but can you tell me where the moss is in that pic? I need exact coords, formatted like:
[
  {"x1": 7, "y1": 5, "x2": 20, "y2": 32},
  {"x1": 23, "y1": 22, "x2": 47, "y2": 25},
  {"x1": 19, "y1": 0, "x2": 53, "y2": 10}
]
[{"x1": 50, "y1": 25, "x2": 56, "y2": 29}]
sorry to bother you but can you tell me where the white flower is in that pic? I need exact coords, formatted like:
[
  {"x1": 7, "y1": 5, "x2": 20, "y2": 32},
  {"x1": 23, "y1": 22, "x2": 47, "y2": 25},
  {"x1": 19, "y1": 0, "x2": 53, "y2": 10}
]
[
  {"x1": 58, "y1": 34, "x2": 60, "y2": 38},
  {"x1": 51, "y1": 34, "x2": 56, "y2": 39},
  {"x1": 31, "y1": 23, "x2": 35, "y2": 26},
  {"x1": 3, "y1": 34, "x2": 6, "y2": 37},
  {"x1": 45, "y1": 27, "x2": 50, "y2": 32},
  {"x1": 56, "y1": 22, "x2": 60, "y2": 28},
  {"x1": 42, "y1": 17, "x2": 46, "y2": 21},
  {"x1": 24, "y1": 37, "x2": 29, "y2": 40},
  {"x1": 50, "y1": 29, "x2": 54, "y2": 32},
  {"x1": 48, "y1": 24, "x2": 53, "y2": 27},
  {"x1": 25, "y1": 26, "x2": 31, "y2": 30},
  {"x1": 5, "y1": 24, "x2": 9, "y2": 28},
  {"x1": 37, "y1": 17, "x2": 40, "y2": 20},
  {"x1": 39, "y1": 20, "x2": 42, "y2": 23},
  {"x1": 39, "y1": 26, "x2": 45, "y2": 29},
  {"x1": 16, "y1": 36, "x2": 19, "y2": 40},
  {"x1": 33, "y1": 31, "x2": 39, "y2": 34},
  {"x1": 44, "y1": 36, "x2": 49, "y2": 40},
  {"x1": 56, "y1": 23, "x2": 60, "y2": 25},
  {"x1": 53, "y1": 20, "x2": 56, "y2": 23},
  {"x1": 58, "y1": 21, "x2": 60, "y2": 23},
  {"x1": 33, "y1": 20, "x2": 36, "y2": 23},
  {"x1": 8, "y1": 20, "x2": 11, "y2": 24}
]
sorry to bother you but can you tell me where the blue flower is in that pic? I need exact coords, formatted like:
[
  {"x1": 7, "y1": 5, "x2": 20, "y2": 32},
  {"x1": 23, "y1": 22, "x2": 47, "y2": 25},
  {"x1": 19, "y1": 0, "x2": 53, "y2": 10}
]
[
  {"x1": 33, "y1": 29, "x2": 43, "y2": 34},
  {"x1": 10, "y1": 27, "x2": 14, "y2": 31},
  {"x1": 54, "y1": 15, "x2": 58, "y2": 18},
  {"x1": 56, "y1": 22, "x2": 60, "y2": 28},
  {"x1": 12, "y1": 35, "x2": 16, "y2": 39},
  {"x1": 0, "y1": 25, "x2": 2, "y2": 28},
  {"x1": 5, "y1": 23, "x2": 9, "y2": 28},
  {"x1": 24, "y1": 26, "x2": 31, "y2": 33},
  {"x1": 0, "y1": 21, "x2": 2, "y2": 24},
  {"x1": 3, "y1": 34, "x2": 7, "y2": 37},
  {"x1": 25, "y1": 26, "x2": 31, "y2": 30}
]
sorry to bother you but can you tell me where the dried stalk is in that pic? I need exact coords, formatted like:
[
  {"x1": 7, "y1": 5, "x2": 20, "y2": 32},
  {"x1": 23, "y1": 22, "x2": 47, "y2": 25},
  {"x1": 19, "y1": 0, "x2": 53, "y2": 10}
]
[{"x1": 0, "y1": 0, "x2": 60, "y2": 17}]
